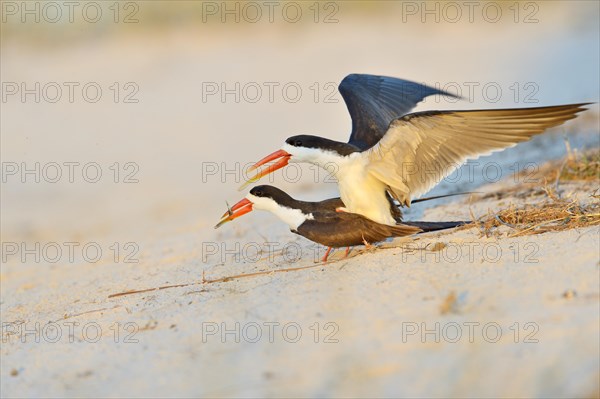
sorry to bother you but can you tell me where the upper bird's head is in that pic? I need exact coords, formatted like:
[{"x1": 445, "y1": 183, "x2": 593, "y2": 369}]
[
  {"x1": 283, "y1": 135, "x2": 359, "y2": 162},
  {"x1": 239, "y1": 134, "x2": 360, "y2": 190}
]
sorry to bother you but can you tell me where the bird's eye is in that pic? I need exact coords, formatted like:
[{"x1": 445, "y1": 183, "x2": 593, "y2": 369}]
[
  {"x1": 254, "y1": 190, "x2": 262, "y2": 197},
  {"x1": 294, "y1": 140, "x2": 302, "y2": 146}
]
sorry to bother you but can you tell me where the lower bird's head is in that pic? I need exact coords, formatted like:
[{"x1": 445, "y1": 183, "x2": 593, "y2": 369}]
[
  {"x1": 239, "y1": 135, "x2": 359, "y2": 190},
  {"x1": 215, "y1": 185, "x2": 309, "y2": 230}
]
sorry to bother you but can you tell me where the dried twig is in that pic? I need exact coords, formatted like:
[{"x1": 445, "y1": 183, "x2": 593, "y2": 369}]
[
  {"x1": 554, "y1": 158, "x2": 568, "y2": 197},
  {"x1": 108, "y1": 255, "x2": 349, "y2": 297},
  {"x1": 61, "y1": 305, "x2": 122, "y2": 320},
  {"x1": 201, "y1": 259, "x2": 343, "y2": 284},
  {"x1": 507, "y1": 213, "x2": 600, "y2": 238},
  {"x1": 108, "y1": 282, "x2": 200, "y2": 298}
]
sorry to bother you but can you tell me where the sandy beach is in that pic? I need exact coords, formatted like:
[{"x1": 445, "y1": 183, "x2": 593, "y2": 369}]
[
  {"x1": 2, "y1": 153, "x2": 599, "y2": 397},
  {"x1": 1, "y1": 2, "x2": 599, "y2": 397}
]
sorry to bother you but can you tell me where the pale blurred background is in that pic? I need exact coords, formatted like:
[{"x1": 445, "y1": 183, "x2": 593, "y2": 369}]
[
  {"x1": 2, "y1": 1, "x2": 599, "y2": 246},
  {"x1": 1, "y1": 2, "x2": 599, "y2": 397}
]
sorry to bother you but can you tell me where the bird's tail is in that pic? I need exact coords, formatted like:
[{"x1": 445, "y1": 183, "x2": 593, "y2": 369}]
[
  {"x1": 389, "y1": 224, "x2": 423, "y2": 237},
  {"x1": 390, "y1": 192, "x2": 480, "y2": 223},
  {"x1": 403, "y1": 221, "x2": 467, "y2": 232}
]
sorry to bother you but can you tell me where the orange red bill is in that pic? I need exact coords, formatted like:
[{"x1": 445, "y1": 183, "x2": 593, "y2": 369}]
[
  {"x1": 214, "y1": 198, "x2": 253, "y2": 228},
  {"x1": 238, "y1": 149, "x2": 291, "y2": 191}
]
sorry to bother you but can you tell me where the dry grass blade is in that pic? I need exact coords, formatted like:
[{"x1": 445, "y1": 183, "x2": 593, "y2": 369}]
[
  {"x1": 108, "y1": 254, "x2": 350, "y2": 296},
  {"x1": 478, "y1": 194, "x2": 600, "y2": 237},
  {"x1": 537, "y1": 148, "x2": 600, "y2": 183},
  {"x1": 472, "y1": 148, "x2": 600, "y2": 237}
]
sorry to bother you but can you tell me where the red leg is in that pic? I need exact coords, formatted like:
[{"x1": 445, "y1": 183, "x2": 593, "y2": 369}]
[
  {"x1": 322, "y1": 247, "x2": 333, "y2": 262},
  {"x1": 344, "y1": 246, "x2": 350, "y2": 258}
]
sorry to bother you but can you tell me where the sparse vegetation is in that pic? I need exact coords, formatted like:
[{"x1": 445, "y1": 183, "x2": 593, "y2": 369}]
[
  {"x1": 478, "y1": 194, "x2": 599, "y2": 237},
  {"x1": 470, "y1": 148, "x2": 600, "y2": 237},
  {"x1": 539, "y1": 148, "x2": 600, "y2": 182}
]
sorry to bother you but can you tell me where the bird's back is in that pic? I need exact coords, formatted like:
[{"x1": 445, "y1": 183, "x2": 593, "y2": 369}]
[{"x1": 295, "y1": 211, "x2": 420, "y2": 248}]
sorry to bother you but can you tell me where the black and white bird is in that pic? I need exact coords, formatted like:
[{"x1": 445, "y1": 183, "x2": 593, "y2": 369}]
[
  {"x1": 215, "y1": 185, "x2": 464, "y2": 261},
  {"x1": 241, "y1": 74, "x2": 590, "y2": 225}
]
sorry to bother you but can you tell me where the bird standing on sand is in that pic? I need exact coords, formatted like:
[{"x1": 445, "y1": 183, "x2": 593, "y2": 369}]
[
  {"x1": 241, "y1": 74, "x2": 590, "y2": 225},
  {"x1": 215, "y1": 185, "x2": 464, "y2": 261}
]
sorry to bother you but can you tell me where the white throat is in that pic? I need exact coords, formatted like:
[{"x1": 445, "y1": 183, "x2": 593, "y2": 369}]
[
  {"x1": 282, "y1": 144, "x2": 395, "y2": 225},
  {"x1": 281, "y1": 142, "x2": 396, "y2": 225},
  {"x1": 246, "y1": 194, "x2": 313, "y2": 230},
  {"x1": 282, "y1": 143, "x2": 354, "y2": 173}
]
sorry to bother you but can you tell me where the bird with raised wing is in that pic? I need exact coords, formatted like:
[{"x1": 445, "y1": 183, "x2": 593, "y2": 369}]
[{"x1": 241, "y1": 74, "x2": 590, "y2": 225}]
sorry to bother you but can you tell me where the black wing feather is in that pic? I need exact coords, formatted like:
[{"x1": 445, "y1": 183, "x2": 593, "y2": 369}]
[
  {"x1": 339, "y1": 74, "x2": 459, "y2": 150},
  {"x1": 296, "y1": 211, "x2": 420, "y2": 248}
]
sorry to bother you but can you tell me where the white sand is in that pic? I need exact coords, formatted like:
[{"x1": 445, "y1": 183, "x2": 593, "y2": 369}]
[
  {"x1": 2, "y1": 176, "x2": 599, "y2": 398},
  {"x1": 2, "y1": 3, "x2": 599, "y2": 397}
]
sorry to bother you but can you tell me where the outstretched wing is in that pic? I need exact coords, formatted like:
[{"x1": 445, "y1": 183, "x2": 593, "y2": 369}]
[
  {"x1": 364, "y1": 103, "x2": 590, "y2": 205},
  {"x1": 340, "y1": 74, "x2": 459, "y2": 150}
]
